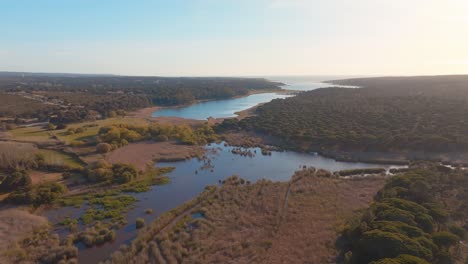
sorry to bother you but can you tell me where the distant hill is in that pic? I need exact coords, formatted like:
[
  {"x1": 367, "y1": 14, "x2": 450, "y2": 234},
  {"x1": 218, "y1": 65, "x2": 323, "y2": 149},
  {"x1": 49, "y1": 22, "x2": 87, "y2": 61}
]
[
  {"x1": 0, "y1": 72, "x2": 282, "y2": 123},
  {"x1": 0, "y1": 71, "x2": 116, "y2": 78},
  {"x1": 328, "y1": 75, "x2": 468, "y2": 100}
]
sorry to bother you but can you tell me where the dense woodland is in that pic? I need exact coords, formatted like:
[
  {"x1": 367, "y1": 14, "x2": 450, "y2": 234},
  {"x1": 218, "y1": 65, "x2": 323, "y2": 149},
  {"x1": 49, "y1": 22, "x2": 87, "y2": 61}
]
[
  {"x1": 221, "y1": 75, "x2": 468, "y2": 152},
  {"x1": 339, "y1": 163, "x2": 468, "y2": 263},
  {"x1": 0, "y1": 72, "x2": 281, "y2": 123}
]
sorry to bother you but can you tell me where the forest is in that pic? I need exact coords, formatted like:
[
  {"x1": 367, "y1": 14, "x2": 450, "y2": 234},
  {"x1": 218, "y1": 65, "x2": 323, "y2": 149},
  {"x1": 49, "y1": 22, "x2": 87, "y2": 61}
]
[
  {"x1": 0, "y1": 72, "x2": 282, "y2": 123},
  {"x1": 221, "y1": 76, "x2": 468, "y2": 153},
  {"x1": 339, "y1": 163, "x2": 468, "y2": 264}
]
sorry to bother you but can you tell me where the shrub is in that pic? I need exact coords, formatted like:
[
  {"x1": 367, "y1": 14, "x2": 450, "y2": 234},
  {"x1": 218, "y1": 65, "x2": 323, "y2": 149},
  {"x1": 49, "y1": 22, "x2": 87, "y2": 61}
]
[
  {"x1": 8, "y1": 182, "x2": 67, "y2": 206},
  {"x1": 0, "y1": 169, "x2": 31, "y2": 192},
  {"x1": 66, "y1": 128, "x2": 76, "y2": 135},
  {"x1": 432, "y1": 232, "x2": 459, "y2": 249},
  {"x1": 448, "y1": 225, "x2": 466, "y2": 240},
  {"x1": 46, "y1": 123, "x2": 57, "y2": 130},
  {"x1": 112, "y1": 163, "x2": 138, "y2": 184},
  {"x1": 96, "y1": 143, "x2": 112, "y2": 153},
  {"x1": 371, "y1": 254, "x2": 430, "y2": 264},
  {"x1": 136, "y1": 218, "x2": 145, "y2": 229}
]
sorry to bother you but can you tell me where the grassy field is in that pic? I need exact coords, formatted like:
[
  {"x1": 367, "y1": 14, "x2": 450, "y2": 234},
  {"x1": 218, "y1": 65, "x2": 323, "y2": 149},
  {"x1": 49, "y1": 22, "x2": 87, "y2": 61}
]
[
  {"x1": 7, "y1": 126, "x2": 54, "y2": 143},
  {"x1": 38, "y1": 149, "x2": 84, "y2": 169},
  {"x1": 8, "y1": 117, "x2": 148, "y2": 145}
]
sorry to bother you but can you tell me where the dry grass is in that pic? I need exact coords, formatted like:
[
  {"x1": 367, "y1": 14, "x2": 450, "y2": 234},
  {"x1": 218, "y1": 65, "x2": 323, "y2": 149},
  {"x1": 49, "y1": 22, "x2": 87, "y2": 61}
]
[
  {"x1": 0, "y1": 208, "x2": 48, "y2": 263},
  {"x1": 106, "y1": 170, "x2": 386, "y2": 264},
  {"x1": 264, "y1": 170, "x2": 386, "y2": 264},
  {"x1": 105, "y1": 141, "x2": 204, "y2": 170},
  {"x1": 29, "y1": 171, "x2": 63, "y2": 185},
  {"x1": 0, "y1": 142, "x2": 38, "y2": 169}
]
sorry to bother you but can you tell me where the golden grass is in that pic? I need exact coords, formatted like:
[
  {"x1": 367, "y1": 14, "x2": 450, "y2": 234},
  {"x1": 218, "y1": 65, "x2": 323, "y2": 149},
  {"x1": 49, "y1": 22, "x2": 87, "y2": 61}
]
[
  {"x1": 105, "y1": 170, "x2": 386, "y2": 264},
  {"x1": 0, "y1": 208, "x2": 48, "y2": 264}
]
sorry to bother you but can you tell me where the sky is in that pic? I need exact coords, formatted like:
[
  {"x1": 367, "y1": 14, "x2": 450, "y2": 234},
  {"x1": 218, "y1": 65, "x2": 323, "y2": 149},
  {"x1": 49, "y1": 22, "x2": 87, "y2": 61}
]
[{"x1": 1, "y1": 0, "x2": 468, "y2": 76}]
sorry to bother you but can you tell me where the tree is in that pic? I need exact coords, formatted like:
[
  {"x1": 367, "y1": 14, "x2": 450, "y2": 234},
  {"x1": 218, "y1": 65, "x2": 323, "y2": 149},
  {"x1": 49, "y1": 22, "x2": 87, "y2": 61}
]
[
  {"x1": 136, "y1": 218, "x2": 145, "y2": 229},
  {"x1": 0, "y1": 169, "x2": 31, "y2": 192},
  {"x1": 112, "y1": 163, "x2": 138, "y2": 184}
]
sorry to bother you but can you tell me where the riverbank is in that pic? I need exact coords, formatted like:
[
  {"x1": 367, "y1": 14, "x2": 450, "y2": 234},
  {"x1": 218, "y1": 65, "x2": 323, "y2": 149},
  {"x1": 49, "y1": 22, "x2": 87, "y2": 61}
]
[
  {"x1": 221, "y1": 131, "x2": 468, "y2": 166},
  {"x1": 132, "y1": 88, "x2": 297, "y2": 122}
]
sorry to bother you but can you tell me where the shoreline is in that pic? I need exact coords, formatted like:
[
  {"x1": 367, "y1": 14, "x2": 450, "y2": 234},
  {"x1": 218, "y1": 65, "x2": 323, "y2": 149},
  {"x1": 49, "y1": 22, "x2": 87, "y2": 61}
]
[
  {"x1": 221, "y1": 131, "x2": 468, "y2": 166},
  {"x1": 130, "y1": 88, "x2": 297, "y2": 122}
]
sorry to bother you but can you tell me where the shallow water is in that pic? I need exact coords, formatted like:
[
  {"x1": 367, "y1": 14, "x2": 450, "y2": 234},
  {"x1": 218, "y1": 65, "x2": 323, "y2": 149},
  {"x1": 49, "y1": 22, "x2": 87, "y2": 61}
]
[
  {"x1": 47, "y1": 143, "x2": 405, "y2": 263},
  {"x1": 152, "y1": 92, "x2": 291, "y2": 120}
]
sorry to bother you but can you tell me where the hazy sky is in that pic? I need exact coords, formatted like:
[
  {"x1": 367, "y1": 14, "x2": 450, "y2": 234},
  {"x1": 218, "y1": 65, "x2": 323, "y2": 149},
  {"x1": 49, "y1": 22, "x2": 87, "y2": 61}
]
[{"x1": 1, "y1": 0, "x2": 467, "y2": 76}]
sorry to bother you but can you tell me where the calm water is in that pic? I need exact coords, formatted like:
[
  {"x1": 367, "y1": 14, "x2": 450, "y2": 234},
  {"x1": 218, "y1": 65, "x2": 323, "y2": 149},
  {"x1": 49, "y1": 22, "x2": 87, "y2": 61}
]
[
  {"x1": 269, "y1": 75, "x2": 361, "y2": 91},
  {"x1": 152, "y1": 76, "x2": 361, "y2": 120},
  {"x1": 47, "y1": 143, "x2": 406, "y2": 263},
  {"x1": 152, "y1": 92, "x2": 291, "y2": 120}
]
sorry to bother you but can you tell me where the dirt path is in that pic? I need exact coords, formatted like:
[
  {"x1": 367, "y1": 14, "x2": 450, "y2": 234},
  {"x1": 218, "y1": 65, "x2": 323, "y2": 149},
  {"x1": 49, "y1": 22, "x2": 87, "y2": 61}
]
[{"x1": 276, "y1": 182, "x2": 292, "y2": 230}]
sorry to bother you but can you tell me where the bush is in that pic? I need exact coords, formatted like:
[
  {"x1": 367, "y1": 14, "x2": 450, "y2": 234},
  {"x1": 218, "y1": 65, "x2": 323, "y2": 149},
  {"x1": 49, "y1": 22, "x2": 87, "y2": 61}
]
[
  {"x1": 432, "y1": 232, "x2": 459, "y2": 249},
  {"x1": 96, "y1": 143, "x2": 112, "y2": 153},
  {"x1": 448, "y1": 225, "x2": 466, "y2": 240},
  {"x1": 46, "y1": 123, "x2": 57, "y2": 130},
  {"x1": 86, "y1": 161, "x2": 139, "y2": 184},
  {"x1": 66, "y1": 128, "x2": 76, "y2": 135},
  {"x1": 0, "y1": 169, "x2": 31, "y2": 192},
  {"x1": 8, "y1": 182, "x2": 67, "y2": 206},
  {"x1": 136, "y1": 218, "x2": 145, "y2": 229},
  {"x1": 371, "y1": 254, "x2": 430, "y2": 264},
  {"x1": 112, "y1": 163, "x2": 138, "y2": 184}
]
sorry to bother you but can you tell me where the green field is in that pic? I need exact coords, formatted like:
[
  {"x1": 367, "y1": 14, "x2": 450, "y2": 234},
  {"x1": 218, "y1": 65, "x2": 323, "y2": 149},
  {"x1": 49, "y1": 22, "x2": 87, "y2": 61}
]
[
  {"x1": 9, "y1": 117, "x2": 149, "y2": 145},
  {"x1": 38, "y1": 149, "x2": 85, "y2": 169}
]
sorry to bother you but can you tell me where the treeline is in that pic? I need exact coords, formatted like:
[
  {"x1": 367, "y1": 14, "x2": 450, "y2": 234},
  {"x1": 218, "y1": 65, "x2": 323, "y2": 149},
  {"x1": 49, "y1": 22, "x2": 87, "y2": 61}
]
[
  {"x1": 338, "y1": 164, "x2": 468, "y2": 263},
  {"x1": 0, "y1": 74, "x2": 282, "y2": 123},
  {"x1": 219, "y1": 76, "x2": 468, "y2": 152},
  {"x1": 329, "y1": 75, "x2": 468, "y2": 100},
  {"x1": 97, "y1": 123, "x2": 217, "y2": 150},
  {"x1": 0, "y1": 93, "x2": 56, "y2": 120}
]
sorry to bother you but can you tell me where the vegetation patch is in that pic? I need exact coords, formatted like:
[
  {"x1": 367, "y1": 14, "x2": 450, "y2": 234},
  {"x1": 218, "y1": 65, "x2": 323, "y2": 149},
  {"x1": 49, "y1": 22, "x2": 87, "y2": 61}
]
[
  {"x1": 338, "y1": 164, "x2": 468, "y2": 264},
  {"x1": 104, "y1": 170, "x2": 385, "y2": 263}
]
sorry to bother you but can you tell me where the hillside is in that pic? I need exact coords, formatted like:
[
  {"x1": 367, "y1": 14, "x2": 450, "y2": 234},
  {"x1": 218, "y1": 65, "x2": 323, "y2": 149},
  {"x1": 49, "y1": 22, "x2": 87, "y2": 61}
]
[
  {"x1": 220, "y1": 75, "x2": 468, "y2": 154},
  {"x1": 0, "y1": 73, "x2": 282, "y2": 123}
]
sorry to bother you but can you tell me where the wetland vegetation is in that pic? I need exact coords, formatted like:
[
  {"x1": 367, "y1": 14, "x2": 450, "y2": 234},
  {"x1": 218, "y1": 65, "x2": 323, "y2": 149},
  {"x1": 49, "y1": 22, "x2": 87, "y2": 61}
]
[{"x1": 1, "y1": 74, "x2": 467, "y2": 264}]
